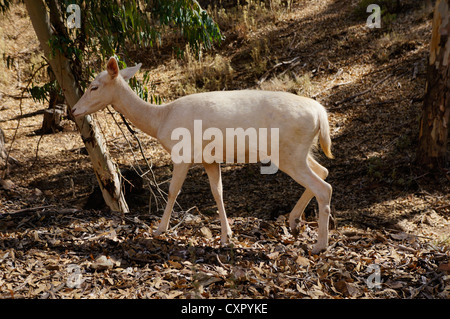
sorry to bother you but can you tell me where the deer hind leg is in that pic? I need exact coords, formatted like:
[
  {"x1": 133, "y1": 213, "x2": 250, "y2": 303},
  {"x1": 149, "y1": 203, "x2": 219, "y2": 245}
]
[
  {"x1": 288, "y1": 155, "x2": 329, "y2": 237},
  {"x1": 154, "y1": 162, "x2": 191, "y2": 236},
  {"x1": 283, "y1": 155, "x2": 332, "y2": 254},
  {"x1": 204, "y1": 163, "x2": 232, "y2": 245}
]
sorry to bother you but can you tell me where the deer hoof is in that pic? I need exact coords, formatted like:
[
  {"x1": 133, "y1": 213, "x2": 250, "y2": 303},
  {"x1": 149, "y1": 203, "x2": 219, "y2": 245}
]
[{"x1": 311, "y1": 243, "x2": 327, "y2": 255}]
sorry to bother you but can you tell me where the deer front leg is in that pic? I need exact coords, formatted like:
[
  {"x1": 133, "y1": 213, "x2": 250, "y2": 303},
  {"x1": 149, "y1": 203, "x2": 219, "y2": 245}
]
[
  {"x1": 154, "y1": 162, "x2": 191, "y2": 236},
  {"x1": 204, "y1": 163, "x2": 232, "y2": 245}
]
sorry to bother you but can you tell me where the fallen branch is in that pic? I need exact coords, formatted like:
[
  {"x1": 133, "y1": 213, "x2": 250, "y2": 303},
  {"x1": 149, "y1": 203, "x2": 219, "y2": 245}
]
[
  {"x1": 0, "y1": 91, "x2": 32, "y2": 100},
  {"x1": 333, "y1": 73, "x2": 392, "y2": 106},
  {"x1": 258, "y1": 56, "x2": 301, "y2": 85},
  {"x1": 328, "y1": 98, "x2": 410, "y2": 112},
  {"x1": 1, "y1": 206, "x2": 82, "y2": 216},
  {"x1": 409, "y1": 273, "x2": 443, "y2": 299},
  {"x1": 2, "y1": 205, "x2": 56, "y2": 215}
]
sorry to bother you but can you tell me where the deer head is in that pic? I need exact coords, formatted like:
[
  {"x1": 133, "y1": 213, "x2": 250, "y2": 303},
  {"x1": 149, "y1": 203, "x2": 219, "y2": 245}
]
[{"x1": 72, "y1": 57, "x2": 142, "y2": 117}]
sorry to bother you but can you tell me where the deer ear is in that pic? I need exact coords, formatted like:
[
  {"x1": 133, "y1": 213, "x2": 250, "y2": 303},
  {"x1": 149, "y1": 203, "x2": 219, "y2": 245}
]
[
  {"x1": 120, "y1": 63, "x2": 142, "y2": 81},
  {"x1": 107, "y1": 57, "x2": 119, "y2": 79}
]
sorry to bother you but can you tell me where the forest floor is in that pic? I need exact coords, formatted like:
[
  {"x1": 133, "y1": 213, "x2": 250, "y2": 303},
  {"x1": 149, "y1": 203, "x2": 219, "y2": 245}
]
[{"x1": 0, "y1": 0, "x2": 449, "y2": 299}]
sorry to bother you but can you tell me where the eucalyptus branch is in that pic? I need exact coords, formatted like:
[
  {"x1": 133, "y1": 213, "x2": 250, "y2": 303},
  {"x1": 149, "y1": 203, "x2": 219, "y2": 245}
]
[{"x1": 3, "y1": 61, "x2": 49, "y2": 178}]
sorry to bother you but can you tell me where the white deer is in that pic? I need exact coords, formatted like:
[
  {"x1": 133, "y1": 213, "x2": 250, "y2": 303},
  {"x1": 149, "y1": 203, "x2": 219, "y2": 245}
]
[{"x1": 72, "y1": 57, "x2": 334, "y2": 254}]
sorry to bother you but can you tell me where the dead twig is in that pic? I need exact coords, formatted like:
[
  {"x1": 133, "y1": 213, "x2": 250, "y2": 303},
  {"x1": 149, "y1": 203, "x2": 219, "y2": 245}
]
[
  {"x1": 2, "y1": 205, "x2": 56, "y2": 216},
  {"x1": 169, "y1": 206, "x2": 200, "y2": 232},
  {"x1": 0, "y1": 91, "x2": 32, "y2": 100},
  {"x1": 106, "y1": 107, "x2": 172, "y2": 214},
  {"x1": 333, "y1": 73, "x2": 392, "y2": 107},
  {"x1": 3, "y1": 60, "x2": 49, "y2": 179},
  {"x1": 409, "y1": 273, "x2": 443, "y2": 299},
  {"x1": 258, "y1": 56, "x2": 301, "y2": 85}
]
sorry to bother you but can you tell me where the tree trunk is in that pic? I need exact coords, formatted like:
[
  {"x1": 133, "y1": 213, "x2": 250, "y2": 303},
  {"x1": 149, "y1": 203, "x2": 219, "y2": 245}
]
[
  {"x1": 417, "y1": 0, "x2": 450, "y2": 169},
  {"x1": 25, "y1": 0, "x2": 129, "y2": 213},
  {"x1": 40, "y1": 67, "x2": 66, "y2": 134},
  {"x1": 418, "y1": 0, "x2": 450, "y2": 169},
  {"x1": 0, "y1": 127, "x2": 6, "y2": 168},
  {"x1": 41, "y1": 106, "x2": 65, "y2": 134}
]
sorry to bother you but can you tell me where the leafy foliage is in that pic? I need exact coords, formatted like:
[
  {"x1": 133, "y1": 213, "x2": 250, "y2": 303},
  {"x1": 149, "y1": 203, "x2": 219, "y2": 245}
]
[
  {"x1": 28, "y1": 81, "x2": 56, "y2": 104},
  {"x1": 0, "y1": 0, "x2": 10, "y2": 13},
  {"x1": 28, "y1": 0, "x2": 222, "y2": 103},
  {"x1": 149, "y1": 0, "x2": 223, "y2": 50}
]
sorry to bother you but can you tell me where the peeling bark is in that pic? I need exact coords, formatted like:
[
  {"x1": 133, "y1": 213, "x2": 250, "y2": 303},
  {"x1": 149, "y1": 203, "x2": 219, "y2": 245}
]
[
  {"x1": 25, "y1": 0, "x2": 129, "y2": 213},
  {"x1": 418, "y1": 0, "x2": 450, "y2": 169}
]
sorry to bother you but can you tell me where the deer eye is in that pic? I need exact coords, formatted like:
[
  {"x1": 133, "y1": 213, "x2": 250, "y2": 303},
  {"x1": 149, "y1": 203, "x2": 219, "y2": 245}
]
[{"x1": 91, "y1": 86, "x2": 99, "y2": 91}]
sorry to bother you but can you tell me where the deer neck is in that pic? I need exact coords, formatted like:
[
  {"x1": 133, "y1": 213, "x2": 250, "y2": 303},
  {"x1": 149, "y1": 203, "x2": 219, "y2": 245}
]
[{"x1": 112, "y1": 84, "x2": 166, "y2": 139}]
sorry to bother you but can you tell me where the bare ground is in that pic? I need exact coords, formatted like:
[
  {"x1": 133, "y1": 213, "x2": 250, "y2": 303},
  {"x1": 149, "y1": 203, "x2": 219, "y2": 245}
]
[{"x1": 0, "y1": 0, "x2": 449, "y2": 299}]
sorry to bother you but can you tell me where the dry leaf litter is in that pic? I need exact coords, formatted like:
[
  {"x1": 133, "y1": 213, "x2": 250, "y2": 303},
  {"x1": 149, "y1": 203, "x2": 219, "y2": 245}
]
[{"x1": 1, "y1": 208, "x2": 449, "y2": 299}]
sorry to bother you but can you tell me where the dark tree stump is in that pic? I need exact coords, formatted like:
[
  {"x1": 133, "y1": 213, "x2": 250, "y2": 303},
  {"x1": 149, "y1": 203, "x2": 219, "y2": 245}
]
[{"x1": 40, "y1": 104, "x2": 66, "y2": 134}]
